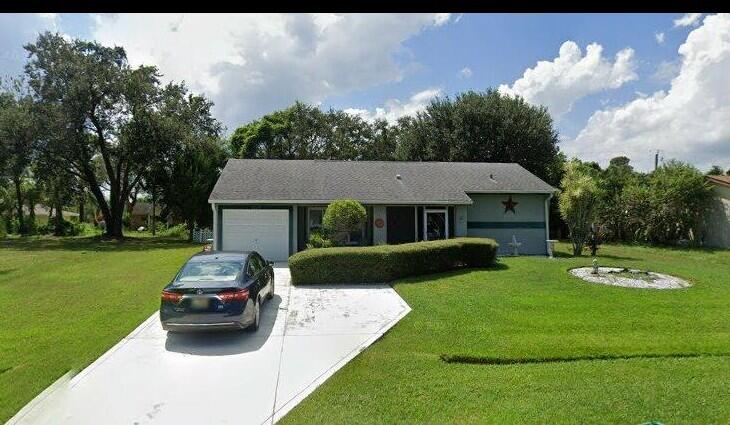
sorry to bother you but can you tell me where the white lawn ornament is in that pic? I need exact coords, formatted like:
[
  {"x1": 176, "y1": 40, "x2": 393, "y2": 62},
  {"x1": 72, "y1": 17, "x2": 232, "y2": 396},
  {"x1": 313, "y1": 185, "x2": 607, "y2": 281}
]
[{"x1": 508, "y1": 235, "x2": 522, "y2": 256}]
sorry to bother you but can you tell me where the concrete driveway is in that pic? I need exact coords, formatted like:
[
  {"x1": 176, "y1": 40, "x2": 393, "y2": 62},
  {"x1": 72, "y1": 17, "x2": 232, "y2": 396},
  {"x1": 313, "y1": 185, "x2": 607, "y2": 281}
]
[{"x1": 9, "y1": 265, "x2": 410, "y2": 425}]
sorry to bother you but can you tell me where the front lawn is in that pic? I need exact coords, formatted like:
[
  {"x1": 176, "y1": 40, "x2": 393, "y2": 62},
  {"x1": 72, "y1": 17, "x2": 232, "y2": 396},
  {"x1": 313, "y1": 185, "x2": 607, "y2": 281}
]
[
  {"x1": 281, "y1": 243, "x2": 730, "y2": 424},
  {"x1": 0, "y1": 236, "x2": 199, "y2": 423}
]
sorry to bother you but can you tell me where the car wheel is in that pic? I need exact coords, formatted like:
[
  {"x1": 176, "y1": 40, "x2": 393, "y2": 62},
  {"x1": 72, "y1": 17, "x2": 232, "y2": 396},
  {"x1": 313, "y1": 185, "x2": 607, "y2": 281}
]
[{"x1": 248, "y1": 298, "x2": 260, "y2": 332}]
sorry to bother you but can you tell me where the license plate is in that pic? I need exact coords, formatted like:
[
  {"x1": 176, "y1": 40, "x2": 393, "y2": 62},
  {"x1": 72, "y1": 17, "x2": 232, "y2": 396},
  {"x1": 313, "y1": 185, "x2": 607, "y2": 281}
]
[{"x1": 190, "y1": 297, "x2": 210, "y2": 309}]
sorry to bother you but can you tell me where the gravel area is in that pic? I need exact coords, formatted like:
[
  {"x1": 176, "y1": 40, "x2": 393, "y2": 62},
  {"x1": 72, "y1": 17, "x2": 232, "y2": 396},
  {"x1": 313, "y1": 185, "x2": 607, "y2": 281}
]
[{"x1": 569, "y1": 267, "x2": 691, "y2": 289}]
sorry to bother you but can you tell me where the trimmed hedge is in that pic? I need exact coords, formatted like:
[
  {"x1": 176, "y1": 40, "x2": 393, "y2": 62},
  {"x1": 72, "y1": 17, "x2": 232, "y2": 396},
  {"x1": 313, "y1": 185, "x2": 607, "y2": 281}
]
[{"x1": 288, "y1": 237, "x2": 498, "y2": 285}]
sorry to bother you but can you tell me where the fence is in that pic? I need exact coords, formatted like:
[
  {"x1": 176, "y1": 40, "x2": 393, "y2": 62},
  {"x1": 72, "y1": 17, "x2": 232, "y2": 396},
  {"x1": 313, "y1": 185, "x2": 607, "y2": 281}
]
[{"x1": 192, "y1": 227, "x2": 214, "y2": 244}]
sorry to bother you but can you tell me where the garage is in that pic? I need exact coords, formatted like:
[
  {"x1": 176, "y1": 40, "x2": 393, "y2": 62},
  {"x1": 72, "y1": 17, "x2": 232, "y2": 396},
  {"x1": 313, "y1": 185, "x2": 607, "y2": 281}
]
[{"x1": 220, "y1": 209, "x2": 290, "y2": 261}]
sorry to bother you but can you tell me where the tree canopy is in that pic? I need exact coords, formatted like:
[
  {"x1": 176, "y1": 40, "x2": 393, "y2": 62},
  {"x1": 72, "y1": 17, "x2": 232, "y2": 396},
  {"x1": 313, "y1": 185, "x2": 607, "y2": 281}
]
[
  {"x1": 228, "y1": 90, "x2": 563, "y2": 186},
  {"x1": 23, "y1": 32, "x2": 221, "y2": 237}
]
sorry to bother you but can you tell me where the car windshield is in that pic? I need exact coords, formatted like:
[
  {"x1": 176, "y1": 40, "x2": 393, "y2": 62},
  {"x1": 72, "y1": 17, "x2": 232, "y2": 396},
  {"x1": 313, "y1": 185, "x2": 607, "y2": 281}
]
[{"x1": 177, "y1": 261, "x2": 243, "y2": 282}]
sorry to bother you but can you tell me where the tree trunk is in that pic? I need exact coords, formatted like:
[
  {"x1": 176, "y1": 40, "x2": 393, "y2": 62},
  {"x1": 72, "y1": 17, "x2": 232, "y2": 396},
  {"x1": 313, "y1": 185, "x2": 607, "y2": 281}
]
[
  {"x1": 79, "y1": 193, "x2": 85, "y2": 223},
  {"x1": 151, "y1": 184, "x2": 156, "y2": 237},
  {"x1": 188, "y1": 220, "x2": 194, "y2": 242},
  {"x1": 53, "y1": 198, "x2": 64, "y2": 236},
  {"x1": 13, "y1": 177, "x2": 25, "y2": 234},
  {"x1": 572, "y1": 241, "x2": 583, "y2": 257},
  {"x1": 106, "y1": 202, "x2": 125, "y2": 238}
]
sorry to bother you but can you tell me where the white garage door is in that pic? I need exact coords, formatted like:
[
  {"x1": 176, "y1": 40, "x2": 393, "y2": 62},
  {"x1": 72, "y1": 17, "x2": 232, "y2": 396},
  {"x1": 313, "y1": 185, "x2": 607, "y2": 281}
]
[{"x1": 221, "y1": 209, "x2": 290, "y2": 261}]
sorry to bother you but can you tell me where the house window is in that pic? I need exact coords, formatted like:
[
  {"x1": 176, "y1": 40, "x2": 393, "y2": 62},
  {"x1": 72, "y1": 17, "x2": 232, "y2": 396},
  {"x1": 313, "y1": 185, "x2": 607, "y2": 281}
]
[{"x1": 307, "y1": 207, "x2": 324, "y2": 236}]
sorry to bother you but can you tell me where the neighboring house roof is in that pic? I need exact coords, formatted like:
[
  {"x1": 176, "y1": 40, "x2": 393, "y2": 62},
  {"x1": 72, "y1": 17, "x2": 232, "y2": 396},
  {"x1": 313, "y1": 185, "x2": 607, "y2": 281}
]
[
  {"x1": 22, "y1": 204, "x2": 80, "y2": 217},
  {"x1": 210, "y1": 159, "x2": 556, "y2": 205},
  {"x1": 708, "y1": 175, "x2": 730, "y2": 189},
  {"x1": 131, "y1": 202, "x2": 161, "y2": 216}
]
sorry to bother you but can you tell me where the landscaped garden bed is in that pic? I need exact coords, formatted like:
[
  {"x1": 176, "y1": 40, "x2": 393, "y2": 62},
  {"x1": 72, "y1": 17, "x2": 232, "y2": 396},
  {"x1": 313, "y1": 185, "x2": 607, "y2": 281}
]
[{"x1": 569, "y1": 266, "x2": 692, "y2": 289}]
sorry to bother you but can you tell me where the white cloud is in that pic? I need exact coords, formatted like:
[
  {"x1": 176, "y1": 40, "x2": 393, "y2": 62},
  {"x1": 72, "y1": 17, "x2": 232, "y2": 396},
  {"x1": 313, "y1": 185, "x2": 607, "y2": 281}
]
[
  {"x1": 564, "y1": 14, "x2": 730, "y2": 171},
  {"x1": 344, "y1": 88, "x2": 442, "y2": 123},
  {"x1": 655, "y1": 32, "x2": 665, "y2": 44},
  {"x1": 498, "y1": 41, "x2": 637, "y2": 121},
  {"x1": 91, "y1": 13, "x2": 451, "y2": 129},
  {"x1": 651, "y1": 60, "x2": 680, "y2": 82},
  {"x1": 458, "y1": 67, "x2": 472, "y2": 78},
  {"x1": 674, "y1": 13, "x2": 703, "y2": 28},
  {"x1": 433, "y1": 13, "x2": 452, "y2": 26}
]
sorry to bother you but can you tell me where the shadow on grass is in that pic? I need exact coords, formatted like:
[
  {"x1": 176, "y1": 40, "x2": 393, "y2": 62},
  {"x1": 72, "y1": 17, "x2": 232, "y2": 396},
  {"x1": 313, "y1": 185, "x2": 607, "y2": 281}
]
[
  {"x1": 394, "y1": 262, "x2": 510, "y2": 286},
  {"x1": 0, "y1": 235, "x2": 198, "y2": 252},
  {"x1": 552, "y1": 250, "x2": 640, "y2": 261},
  {"x1": 441, "y1": 352, "x2": 730, "y2": 366}
]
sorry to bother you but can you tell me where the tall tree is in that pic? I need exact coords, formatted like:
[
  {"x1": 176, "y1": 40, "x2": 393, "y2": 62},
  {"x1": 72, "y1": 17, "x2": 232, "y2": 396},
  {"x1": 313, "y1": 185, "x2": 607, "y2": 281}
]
[
  {"x1": 156, "y1": 139, "x2": 226, "y2": 240},
  {"x1": 25, "y1": 33, "x2": 205, "y2": 237},
  {"x1": 230, "y1": 102, "x2": 376, "y2": 161},
  {"x1": 143, "y1": 83, "x2": 223, "y2": 239},
  {"x1": 394, "y1": 89, "x2": 561, "y2": 185},
  {"x1": 707, "y1": 165, "x2": 725, "y2": 176},
  {"x1": 597, "y1": 156, "x2": 639, "y2": 241},
  {"x1": 643, "y1": 160, "x2": 713, "y2": 244},
  {"x1": 0, "y1": 80, "x2": 37, "y2": 234}
]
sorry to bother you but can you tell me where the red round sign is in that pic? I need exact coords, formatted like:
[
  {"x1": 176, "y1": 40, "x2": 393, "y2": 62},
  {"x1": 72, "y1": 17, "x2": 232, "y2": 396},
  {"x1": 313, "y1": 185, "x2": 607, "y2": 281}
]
[{"x1": 374, "y1": 218, "x2": 385, "y2": 229}]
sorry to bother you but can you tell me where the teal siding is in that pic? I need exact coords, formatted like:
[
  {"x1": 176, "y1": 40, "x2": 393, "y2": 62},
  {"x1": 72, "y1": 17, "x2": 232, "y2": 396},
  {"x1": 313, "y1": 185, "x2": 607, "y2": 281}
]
[{"x1": 466, "y1": 193, "x2": 549, "y2": 255}]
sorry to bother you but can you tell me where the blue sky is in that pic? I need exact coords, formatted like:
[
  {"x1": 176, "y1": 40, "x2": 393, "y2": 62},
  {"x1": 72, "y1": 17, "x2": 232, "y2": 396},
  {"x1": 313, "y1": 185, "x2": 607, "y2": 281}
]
[{"x1": 1, "y1": 13, "x2": 728, "y2": 171}]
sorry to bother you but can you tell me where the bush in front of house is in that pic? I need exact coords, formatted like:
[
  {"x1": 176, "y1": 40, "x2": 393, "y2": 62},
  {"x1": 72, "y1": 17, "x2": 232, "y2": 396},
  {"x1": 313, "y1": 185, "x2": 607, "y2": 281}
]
[
  {"x1": 306, "y1": 229, "x2": 332, "y2": 249},
  {"x1": 323, "y1": 199, "x2": 367, "y2": 246},
  {"x1": 289, "y1": 237, "x2": 498, "y2": 284}
]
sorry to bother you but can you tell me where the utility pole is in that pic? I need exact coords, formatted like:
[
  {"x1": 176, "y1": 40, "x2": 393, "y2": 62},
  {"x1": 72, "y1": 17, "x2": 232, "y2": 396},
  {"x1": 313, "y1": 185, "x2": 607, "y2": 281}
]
[{"x1": 654, "y1": 150, "x2": 660, "y2": 171}]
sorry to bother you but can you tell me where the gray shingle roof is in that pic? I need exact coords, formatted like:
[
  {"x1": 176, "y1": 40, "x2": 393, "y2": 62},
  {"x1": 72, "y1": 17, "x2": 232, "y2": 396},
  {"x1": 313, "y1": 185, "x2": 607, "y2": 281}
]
[{"x1": 209, "y1": 159, "x2": 556, "y2": 205}]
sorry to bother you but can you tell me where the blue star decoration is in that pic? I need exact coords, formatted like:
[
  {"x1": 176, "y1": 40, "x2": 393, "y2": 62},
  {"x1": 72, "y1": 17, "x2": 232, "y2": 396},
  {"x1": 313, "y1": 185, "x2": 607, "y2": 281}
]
[{"x1": 502, "y1": 196, "x2": 518, "y2": 214}]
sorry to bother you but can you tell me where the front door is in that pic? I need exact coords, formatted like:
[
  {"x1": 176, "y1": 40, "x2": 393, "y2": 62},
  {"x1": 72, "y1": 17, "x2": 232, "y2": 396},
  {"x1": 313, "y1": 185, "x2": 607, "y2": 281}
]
[
  {"x1": 425, "y1": 209, "x2": 448, "y2": 240},
  {"x1": 387, "y1": 206, "x2": 416, "y2": 244}
]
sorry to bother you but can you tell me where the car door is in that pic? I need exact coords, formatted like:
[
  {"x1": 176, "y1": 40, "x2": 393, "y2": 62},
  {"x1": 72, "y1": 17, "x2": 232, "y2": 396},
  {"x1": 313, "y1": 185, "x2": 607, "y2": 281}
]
[
  {"x1": 246, "y1": 256, "x2": 262, "y2": 296},
  {"x1": 252, "y1": 253, "x2": 271, "y2": 293}
]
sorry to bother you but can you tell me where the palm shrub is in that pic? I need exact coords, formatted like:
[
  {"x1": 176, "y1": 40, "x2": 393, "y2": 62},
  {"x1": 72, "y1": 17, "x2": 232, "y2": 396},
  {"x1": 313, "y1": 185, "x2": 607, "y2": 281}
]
[
  {"x1": 322, "y1": 199, "x2": 367, "y2": 246},
  {"x1": 558, "y1": 160, "x2": 601, "y2": 256}
]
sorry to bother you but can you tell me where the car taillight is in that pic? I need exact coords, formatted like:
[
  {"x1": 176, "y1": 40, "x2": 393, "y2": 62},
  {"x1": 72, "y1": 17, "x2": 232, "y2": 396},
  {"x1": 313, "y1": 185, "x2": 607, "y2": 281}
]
[
  {"x1": 161, "y1": 290, "x2": 183, "y2": 303},
  {"x1": 218, "y1": 288, "x2": 249, "y2": 303}
]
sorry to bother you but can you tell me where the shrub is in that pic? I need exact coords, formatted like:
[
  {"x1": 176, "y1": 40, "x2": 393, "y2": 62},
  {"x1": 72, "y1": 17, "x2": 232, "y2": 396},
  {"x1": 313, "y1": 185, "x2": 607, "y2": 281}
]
[
  {"x1": 559, "y1": 160, "x2": 600, "y2": 256},
  {"x1": 289, "y1": 237, "x2": 498, "y2": 285},
  {"x1": 37, "y1": 219, "x2": 85, "y2": 236},
  {"x1": 0, "y1": 218, "x2": 5, "y2": 239},
  {"x1": 158, "y1": 223, "x2": 188, "y2": 239},
  {"x1": 306, "y1": 229, "x2": 332, "y2": 249},
  {"x1": 323, "y1": 199, "x2": 367, "y2": 246}
]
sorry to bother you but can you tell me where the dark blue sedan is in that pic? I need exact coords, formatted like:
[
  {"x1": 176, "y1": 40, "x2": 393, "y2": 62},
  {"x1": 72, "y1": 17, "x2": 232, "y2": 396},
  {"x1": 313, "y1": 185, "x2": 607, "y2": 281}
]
[{"x1": 160, "y1": 251, "x2": 275, "y2": 332}]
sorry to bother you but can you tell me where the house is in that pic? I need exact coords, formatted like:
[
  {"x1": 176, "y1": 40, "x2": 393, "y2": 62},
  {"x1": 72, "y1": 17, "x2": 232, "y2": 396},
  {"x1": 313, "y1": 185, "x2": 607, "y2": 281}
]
[
  {"x1": 22, "y1": 204, "x2": 80, "y2": 222},
  {"x1": 128, "y1": 202, "x2": 161, "y2": 229},
  {"x1": 208, "y1": 159, "x2": 557, "y2": 261},
  {"x1": 703, "y1": 175, "x2": 730, "y2": 248}
]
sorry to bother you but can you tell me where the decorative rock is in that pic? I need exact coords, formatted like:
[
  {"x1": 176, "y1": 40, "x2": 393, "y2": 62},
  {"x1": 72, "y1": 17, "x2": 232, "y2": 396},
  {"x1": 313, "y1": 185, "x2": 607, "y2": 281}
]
[{"x1": 569, "y1": 267, "x2": 691, "y2": 290}]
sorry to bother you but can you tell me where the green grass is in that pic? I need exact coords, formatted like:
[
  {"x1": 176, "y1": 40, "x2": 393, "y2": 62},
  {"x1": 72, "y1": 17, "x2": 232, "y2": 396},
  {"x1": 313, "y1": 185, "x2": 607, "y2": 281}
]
[
  {"x1": 0, "y1": 236, "x2": 200, "y2": 422},
  {"x1": 281, "y1": 243, "x2": 730, "y2": 424}
]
